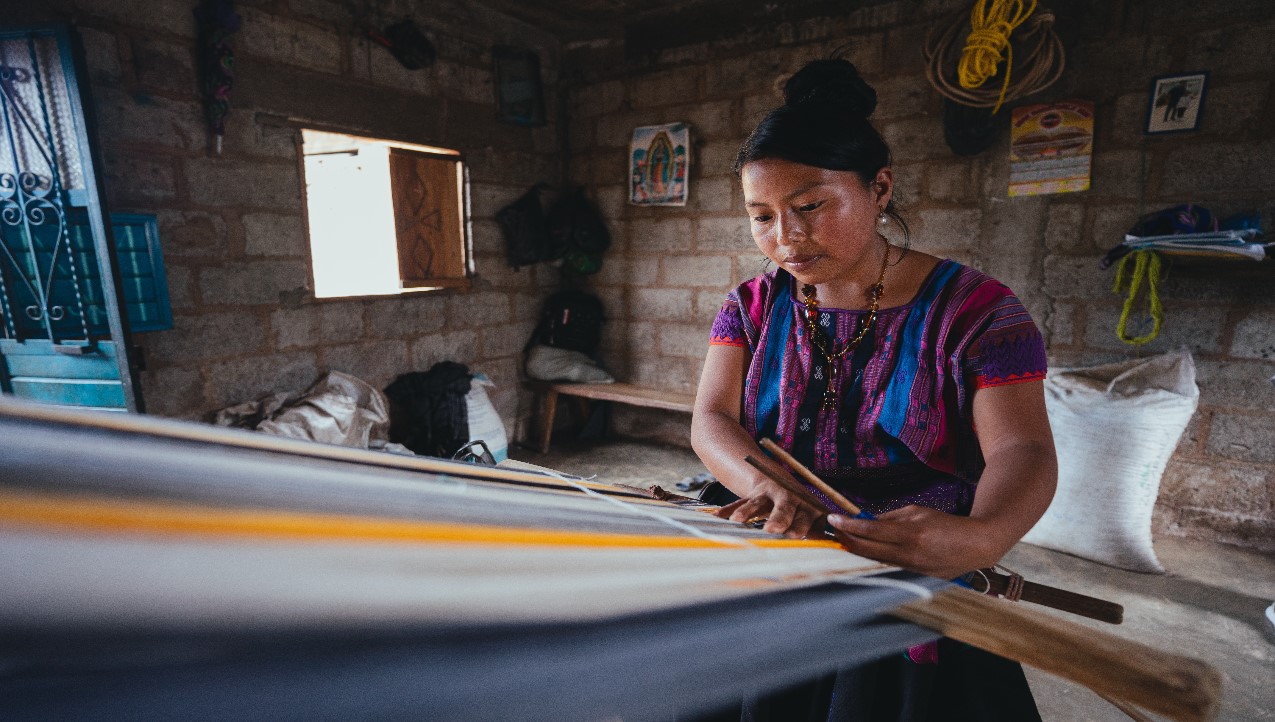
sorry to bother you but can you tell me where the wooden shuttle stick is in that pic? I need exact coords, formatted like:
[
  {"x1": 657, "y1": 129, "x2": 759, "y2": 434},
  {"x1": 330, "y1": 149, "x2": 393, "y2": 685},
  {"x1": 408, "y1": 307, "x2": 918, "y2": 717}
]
[
  {"x1": 757, "y1": 438, "x2": 865, "y2": 516},
  {"x1": 742, "y1": 455, "x2": 830, "y2": 512},
  {"x1": 892, "y1": 587, "x2": 1221, "y2": 722}
]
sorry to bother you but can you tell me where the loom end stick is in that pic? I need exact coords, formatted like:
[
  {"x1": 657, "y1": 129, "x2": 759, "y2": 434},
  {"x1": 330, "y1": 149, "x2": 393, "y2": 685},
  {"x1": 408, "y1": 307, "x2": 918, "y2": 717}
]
[{"x1": 891, "y1": 588, "x2": 1222, "y2": 722}]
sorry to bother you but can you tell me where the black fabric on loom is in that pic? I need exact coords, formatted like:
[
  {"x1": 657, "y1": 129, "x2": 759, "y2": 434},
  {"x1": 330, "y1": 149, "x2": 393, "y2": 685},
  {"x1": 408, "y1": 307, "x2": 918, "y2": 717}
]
[
  {"x1": 690, "y1": 639, "x2": 1041, "y2": 722},
  {"x1": 384, "y1": 362, "x2": 472, "y2": 457}
]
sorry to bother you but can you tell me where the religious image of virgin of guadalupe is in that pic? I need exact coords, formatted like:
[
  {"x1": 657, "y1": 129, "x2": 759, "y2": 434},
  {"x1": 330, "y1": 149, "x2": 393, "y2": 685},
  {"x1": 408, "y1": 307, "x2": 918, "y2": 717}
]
[{"x1": 691, "y1": 59, "x2": 1058, "y2": 721}]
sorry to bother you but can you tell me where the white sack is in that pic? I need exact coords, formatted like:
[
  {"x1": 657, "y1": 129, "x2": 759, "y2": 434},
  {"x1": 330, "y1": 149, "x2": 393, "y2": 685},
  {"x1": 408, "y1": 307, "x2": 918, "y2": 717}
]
[
  {"x1": 466, "y1": 373, "x2": 509, "y2": 463},
  {"x1": 525, "y1": 345, "x2": 615, "y2": 384},
  {"x1": 1024, "y1": 347, "x2": 1198, "y2": 573}
]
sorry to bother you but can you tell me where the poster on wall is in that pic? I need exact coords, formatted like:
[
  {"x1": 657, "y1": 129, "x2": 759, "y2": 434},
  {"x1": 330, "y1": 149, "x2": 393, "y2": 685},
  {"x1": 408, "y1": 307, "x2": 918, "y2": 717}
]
[
  {"x1": 1008, "y1": 100, "x2": 1094, "y2": 197},
  {"x1": 629, "y1": 122, "x2": 689, "y2": 206}
]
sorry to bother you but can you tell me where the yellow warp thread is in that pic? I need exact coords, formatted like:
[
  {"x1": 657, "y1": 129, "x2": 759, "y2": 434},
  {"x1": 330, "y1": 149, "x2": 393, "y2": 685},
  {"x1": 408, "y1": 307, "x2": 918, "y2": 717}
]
[
  {"x1": 0, "y1": 488, "x2": 845, "y2": 551},
  {"x1": 1113, "y1": 250, "x2": 1164, "y2": 345},
  {"x1": 958, "y1": 0, "x2": 1039, "y2": 113}
]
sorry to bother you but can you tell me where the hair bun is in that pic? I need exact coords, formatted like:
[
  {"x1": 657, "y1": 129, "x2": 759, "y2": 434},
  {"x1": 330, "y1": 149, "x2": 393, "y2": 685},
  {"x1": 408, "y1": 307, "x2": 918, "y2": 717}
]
[{"x1": 782, "y1": 59, "x2": 877, "y2": 119}]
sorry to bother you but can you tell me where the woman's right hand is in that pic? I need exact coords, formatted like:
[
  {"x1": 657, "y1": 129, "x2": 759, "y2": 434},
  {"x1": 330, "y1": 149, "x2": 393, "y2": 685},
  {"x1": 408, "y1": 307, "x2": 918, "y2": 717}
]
[{"x1": 714, "y1": 478, "x2": 828, "y2": 539}]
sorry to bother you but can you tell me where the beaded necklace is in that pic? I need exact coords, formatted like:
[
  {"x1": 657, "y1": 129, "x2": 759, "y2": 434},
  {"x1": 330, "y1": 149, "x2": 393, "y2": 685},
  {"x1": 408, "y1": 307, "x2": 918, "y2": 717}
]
[{"x1": 798, "y1": 239, "x2": 890, "y2": 410}]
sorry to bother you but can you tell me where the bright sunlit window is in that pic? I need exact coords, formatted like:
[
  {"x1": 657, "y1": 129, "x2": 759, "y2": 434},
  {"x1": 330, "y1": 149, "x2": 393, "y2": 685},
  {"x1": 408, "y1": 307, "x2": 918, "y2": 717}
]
[{"x1": 300, "y1": 129, "x2": 471, "y2": 299}]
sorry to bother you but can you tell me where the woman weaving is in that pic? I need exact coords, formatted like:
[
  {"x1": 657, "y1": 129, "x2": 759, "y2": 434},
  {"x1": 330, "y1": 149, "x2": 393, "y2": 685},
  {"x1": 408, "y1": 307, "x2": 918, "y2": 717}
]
[{"x1": 691, "y1": 59, "x2": 1058, "y2": 720}]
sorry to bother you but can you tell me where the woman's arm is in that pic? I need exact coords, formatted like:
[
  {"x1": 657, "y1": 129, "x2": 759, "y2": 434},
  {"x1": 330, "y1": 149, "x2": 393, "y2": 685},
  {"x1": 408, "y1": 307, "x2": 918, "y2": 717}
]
[
  {"x1": 827, "y1": 380, "x2": 1057, "y2": 578},
  {"x1": 691, "y1": 344, "x2": 827, "y2": 538}
]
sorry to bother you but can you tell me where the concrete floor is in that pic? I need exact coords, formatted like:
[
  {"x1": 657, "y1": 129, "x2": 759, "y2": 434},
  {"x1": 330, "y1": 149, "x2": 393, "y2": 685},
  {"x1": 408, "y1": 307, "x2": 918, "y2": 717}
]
[{"x1": 511, "y1": 439, "x2": 1275, "y2": 722}]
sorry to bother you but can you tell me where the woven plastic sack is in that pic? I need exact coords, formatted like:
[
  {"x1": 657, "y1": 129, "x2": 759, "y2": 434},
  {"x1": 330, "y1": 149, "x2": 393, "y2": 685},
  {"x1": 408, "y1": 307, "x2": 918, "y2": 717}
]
[
  {"x1": 1024, "y1": 348, "x2": 1198, "y2": 573},
  {"x1": 466, "y1": 373, "x2": 508, "y2": 463}
]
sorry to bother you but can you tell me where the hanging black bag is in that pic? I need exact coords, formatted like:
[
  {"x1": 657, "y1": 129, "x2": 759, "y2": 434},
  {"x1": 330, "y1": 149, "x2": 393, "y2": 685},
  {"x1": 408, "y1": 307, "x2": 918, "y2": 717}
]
[
  {"x1": 496, "y1": 183, "x2": 559, "y2": 270},
  {"x1": 546, "y1": 186, "x2": 611, "y2": 275}
]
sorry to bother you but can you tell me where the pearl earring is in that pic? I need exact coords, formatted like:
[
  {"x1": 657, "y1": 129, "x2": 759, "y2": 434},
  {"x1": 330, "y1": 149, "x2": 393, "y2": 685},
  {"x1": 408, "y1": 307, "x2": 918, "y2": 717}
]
[{"x1": 878, "y1": 211, "x2": 888, "y2": 225}]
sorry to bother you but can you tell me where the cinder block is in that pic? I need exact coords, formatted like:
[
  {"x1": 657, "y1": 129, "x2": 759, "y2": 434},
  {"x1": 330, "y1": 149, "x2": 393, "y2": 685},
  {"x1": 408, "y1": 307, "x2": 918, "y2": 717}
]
[
  {"x1": 630, "y1": 287, "x2": 693, "y2": 321},
  {"x1": 662, "y1": 255, "x2": 734, "y2": 288},
  {"x1": 1041, "y1": 255, "x2": 1112, "y2": 301},
  {"x1": 1230, "y1": 308, "x2": 1275, "y2": 360},
  {"x1": 914, "y1": 208, "x2": 982, "y2": 252},
  {"x1": 243, "y1": 212, "x2": 307, "y2": 257},
  {"x1": 186, "y1": 159, "x2": 302, "y2": 210},
  {"x1": 235, "y1": 7, "x2": 342, "y2": 74},
  {"x1": 661, "y1": 322, "x2": 712, "y2": 358},
  {"x1": 208, "y1": 350, "x2": 320, "y2": 408},
  {"x1": 271, "y1": 303, "x2": 365, "y2": 349},
  {"x1": 873, "y1": 74, "x2": 933, "y2": 120},
  {"x1": 629, "y1": 217, "x2": 693, "y2": 253},
  {"x1": 1043, "y1": 204, "x2": 1086, "y2": 253},
  {"x1": 694, "y1": 216, "x2": 751, "y2": 252},
  {"x1": 359, "y1": 294, "x2": 448, "y2": 338},
  {"x1": 199, "y1": 260, "x2": 310, "y2": 306},
  {"x1": 445, "y1": 291, "x2": 512, "y2": 327},
  {"x1": 1172, "y1": 508, "x2": 1275, "y2": 553},
  {"x1": 78, "y1": 26, "x2": 121, "y2": 83},
  {"x1": 162, "y1": 264, "x2": 195, "y2": 310},
  {"x1": 411, "y1": 330, "x2": 479, "y2": 368},
  {"x1": 879, "y1": 116, "x2": 949, "y2": 163},
  {"x1": 572, "y1": 79, "x2": 626, "y2": 118},
  {"x1": 693, "y1": 176, "x2": 736, "y2": 213},
  {"x1": 139, "y1": 364, "x2": 205, "y2": 419},
  {"x1": 131, "y1": 37, "x2": 196, "y2": 95},
  {"x1": 480, "y1": 322, "x2": 534, "y2": 359},
  {"x1": 685, "y1": 100, "x2": 736, "y2": 140},
  {"x1": 102, "y1": 154, "x2": 176, "y2": 205},
  {"x1": 1206, "y1": 412, "x2": 1275, "y2": 464},
  {"x1": 1161, "y1": 140, "x2": 1275, "y2": 196},
  {"x1": 630, "y1": 68, "x2": 701, "y2": 109},
  {"x1": 1193, "y1": 358, "x2": 1275, "y2": 411},
  {"x1": 436, "y1": 60, "x2": 494, "y2": 106},
  {"x1": 144, "y1": 311, "x2": 266, "y2": 365},
  {"x1": 321, "y1": 340, "x2": 409, "y2": 388}
]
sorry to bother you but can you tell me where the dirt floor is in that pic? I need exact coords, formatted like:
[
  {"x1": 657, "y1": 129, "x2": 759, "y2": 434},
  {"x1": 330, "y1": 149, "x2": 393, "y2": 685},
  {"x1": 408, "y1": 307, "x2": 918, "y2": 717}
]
[{"x1": 510, "y1": 439, "x2": 1275, "y2": 722}]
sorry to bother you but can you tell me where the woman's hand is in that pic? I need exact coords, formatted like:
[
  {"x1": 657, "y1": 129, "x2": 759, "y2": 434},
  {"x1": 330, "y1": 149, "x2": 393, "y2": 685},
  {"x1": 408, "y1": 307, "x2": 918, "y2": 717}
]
[
  {"x1": 715, "y1": 479, "x2": 827, "y2": 539},
  {"x1": 826, "y1": 505, "x2": 1007, "y2": 579}
]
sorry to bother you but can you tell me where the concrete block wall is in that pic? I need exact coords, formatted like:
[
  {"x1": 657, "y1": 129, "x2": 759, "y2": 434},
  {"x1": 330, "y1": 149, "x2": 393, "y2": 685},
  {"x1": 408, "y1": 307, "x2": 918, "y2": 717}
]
[
  {"x1": 17, "y1": 0, "x2": 565, "y2": 437},
  {"x1": 564, "y1": 0, "x2": 1275, "y2": 550}
]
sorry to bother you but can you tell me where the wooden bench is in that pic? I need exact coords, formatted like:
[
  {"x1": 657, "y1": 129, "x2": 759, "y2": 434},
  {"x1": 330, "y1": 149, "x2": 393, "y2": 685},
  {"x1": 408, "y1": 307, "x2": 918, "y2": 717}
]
[{"x1": 531, "y1": 381, "x2": 696, "y2": 454}]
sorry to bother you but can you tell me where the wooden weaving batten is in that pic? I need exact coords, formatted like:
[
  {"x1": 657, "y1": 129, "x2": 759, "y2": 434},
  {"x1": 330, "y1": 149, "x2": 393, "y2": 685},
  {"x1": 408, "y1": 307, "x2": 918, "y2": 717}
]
[
  {"x1": 891, "y1": 588, "x2": 1221, "y2": 722},
  {"x1": 755, "y1": 439, "x2": 1126, "y2": 625},
  {"x1": 757, "y1": 438, "x2": 866, "y2": 516}
]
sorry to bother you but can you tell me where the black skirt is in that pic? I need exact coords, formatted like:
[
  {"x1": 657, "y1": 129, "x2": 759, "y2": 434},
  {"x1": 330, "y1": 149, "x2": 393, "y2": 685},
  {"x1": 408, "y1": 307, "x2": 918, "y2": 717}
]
[{"x1": 690, "y1": 638, "x2": 1041, "y2": 722}]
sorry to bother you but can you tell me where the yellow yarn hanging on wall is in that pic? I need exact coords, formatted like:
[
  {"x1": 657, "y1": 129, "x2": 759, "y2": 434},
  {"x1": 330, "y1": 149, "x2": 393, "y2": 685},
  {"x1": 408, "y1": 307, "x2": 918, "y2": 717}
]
[{"x1": 957, "y1": 0, "x2": 1039, "y2": 113}]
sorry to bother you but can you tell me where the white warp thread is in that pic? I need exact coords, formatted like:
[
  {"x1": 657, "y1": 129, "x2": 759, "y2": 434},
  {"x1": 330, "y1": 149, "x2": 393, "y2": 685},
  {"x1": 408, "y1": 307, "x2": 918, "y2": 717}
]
[
  {"x1": 832, "y1": 573, "x2": 935, "y2": 601},
  {"x1": 544, "y1": 470, "x2": 755, "y2": 548}
]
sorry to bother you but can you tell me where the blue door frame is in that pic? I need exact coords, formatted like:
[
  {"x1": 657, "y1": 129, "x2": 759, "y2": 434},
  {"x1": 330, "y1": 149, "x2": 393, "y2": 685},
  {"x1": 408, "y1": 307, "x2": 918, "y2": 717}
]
[{"x1": 0, "y1": 24, "x2": 142, "y2": 411}]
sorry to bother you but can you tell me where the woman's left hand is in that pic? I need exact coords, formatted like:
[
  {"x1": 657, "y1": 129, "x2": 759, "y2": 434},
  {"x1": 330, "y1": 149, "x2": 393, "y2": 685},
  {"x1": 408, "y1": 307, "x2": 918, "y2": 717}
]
[{"x1": 826, "y1": 505, "x2": 1007, "y2": 579}]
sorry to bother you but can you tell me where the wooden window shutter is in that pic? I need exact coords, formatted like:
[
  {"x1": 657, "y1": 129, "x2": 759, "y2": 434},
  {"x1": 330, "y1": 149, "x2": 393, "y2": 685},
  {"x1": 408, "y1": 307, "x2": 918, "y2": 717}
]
[{"x1": 388, "y1": 148, "x2": 468, "y2": 289}]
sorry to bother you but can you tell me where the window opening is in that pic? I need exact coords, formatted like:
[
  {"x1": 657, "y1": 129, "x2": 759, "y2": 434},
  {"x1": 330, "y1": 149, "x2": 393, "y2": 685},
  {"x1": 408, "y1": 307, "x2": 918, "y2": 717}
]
[{"x1": 300, "y1": 129, "x2": 470, "y2": 299}]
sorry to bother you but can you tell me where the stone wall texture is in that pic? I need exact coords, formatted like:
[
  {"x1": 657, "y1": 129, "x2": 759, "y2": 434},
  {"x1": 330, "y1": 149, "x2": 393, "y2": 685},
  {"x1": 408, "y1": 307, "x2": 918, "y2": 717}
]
[
  {"x1": 15, "y1": 0, "x2": 565, "y2": 440},
  {"x1": 563, "y1": 0, "x2": 1275, "y2": 551}
]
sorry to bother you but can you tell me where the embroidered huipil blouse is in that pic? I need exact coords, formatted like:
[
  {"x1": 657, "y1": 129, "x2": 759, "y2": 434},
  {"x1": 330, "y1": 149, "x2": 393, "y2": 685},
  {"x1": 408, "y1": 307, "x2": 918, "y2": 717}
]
[{"x1": 709, "y1": 260, "x2": 1047, "y2": 517}]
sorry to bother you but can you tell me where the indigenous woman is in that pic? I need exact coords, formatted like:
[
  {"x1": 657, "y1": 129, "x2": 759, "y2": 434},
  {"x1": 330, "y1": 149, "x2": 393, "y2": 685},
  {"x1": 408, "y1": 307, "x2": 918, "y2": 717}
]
[{"x1": 690, "y1": 59, "x2": 1058, "y2": 721}]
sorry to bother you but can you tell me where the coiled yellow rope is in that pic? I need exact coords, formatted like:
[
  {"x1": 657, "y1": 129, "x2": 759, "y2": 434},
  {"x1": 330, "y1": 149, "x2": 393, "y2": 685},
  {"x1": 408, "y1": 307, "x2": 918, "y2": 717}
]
[
  {"x1": 923, "y1": 5, "x2": 1064, "y2": 110},
  {"x1": 1113, "y1": 250, "x2": 1164, "y2": 346},
  {"x1": 957, "y1": 0, "x2": 1039, "y2": 113}
]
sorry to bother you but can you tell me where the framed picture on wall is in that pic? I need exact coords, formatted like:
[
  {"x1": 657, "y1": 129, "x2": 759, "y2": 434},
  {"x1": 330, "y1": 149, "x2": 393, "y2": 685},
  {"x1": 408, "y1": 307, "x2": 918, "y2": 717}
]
[
  {"x1": 493, "y1": 45, "x2": 546, "y2": 126},
  {"x1": 1145, "y1": 72, "x2": 1208, "y2": 135}
]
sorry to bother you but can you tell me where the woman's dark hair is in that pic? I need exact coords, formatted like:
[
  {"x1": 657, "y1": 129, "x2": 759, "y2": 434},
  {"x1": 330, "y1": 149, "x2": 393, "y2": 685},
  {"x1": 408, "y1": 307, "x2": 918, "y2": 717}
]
[{"x1": 735, "y1": 59, "x2": 909, "y2": 238}]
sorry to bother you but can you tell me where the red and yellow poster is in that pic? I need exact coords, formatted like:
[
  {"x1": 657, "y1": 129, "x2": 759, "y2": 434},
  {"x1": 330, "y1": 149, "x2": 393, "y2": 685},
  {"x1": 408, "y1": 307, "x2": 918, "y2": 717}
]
[{"x1": 1009, "y1": 101, "x2": 1094, "y2": 197}]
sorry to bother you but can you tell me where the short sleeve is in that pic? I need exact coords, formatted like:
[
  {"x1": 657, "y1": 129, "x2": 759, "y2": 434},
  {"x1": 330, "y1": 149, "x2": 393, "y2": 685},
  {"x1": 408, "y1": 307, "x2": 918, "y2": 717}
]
[
  {"x1": 709, "y1": 298, "x2": 748, "y2": 348},
  {"x1": 961, "y1": 294, "x2": 1047, "y2": 389}
]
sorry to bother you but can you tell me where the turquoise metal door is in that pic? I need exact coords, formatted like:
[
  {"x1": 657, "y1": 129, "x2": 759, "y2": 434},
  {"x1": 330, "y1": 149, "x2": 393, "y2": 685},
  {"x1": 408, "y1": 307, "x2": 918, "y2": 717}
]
[{"x1": 0, "y1": 25, "x2": 142, "y2": 411}]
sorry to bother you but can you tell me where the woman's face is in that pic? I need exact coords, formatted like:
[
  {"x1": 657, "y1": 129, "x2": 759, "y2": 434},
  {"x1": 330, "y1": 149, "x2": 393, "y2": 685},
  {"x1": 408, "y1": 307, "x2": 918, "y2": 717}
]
[{"x1": 740, "y1": 158, "x2": 892, "y2": 288}]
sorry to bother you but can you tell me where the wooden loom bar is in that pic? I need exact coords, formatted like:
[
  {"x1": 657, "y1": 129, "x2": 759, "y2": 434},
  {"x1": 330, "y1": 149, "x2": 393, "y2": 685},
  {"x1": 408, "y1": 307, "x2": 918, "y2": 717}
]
[
  {"x1": 980, "y1": 568, "x2": 1124, "y2": 625},
  {"x1": 891, "y1": 588, "x2": 1222, "y2": 722}
]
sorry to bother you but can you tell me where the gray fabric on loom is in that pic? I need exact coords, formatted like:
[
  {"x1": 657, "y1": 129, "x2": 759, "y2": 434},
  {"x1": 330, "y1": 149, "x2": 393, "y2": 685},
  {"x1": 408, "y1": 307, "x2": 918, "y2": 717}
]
[{"x1": 0, "y1": 582, "x2": 941, "y2": 722}]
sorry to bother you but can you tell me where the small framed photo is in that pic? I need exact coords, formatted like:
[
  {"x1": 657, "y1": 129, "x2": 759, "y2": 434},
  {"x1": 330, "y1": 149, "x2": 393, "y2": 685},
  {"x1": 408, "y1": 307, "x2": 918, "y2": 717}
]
[
  {"x1": 492, "y1": 46, "x2": 546, "y2": 127},
  {"x1": 1145, "y1": 72, "x2": 1208, "y2": 135}
]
